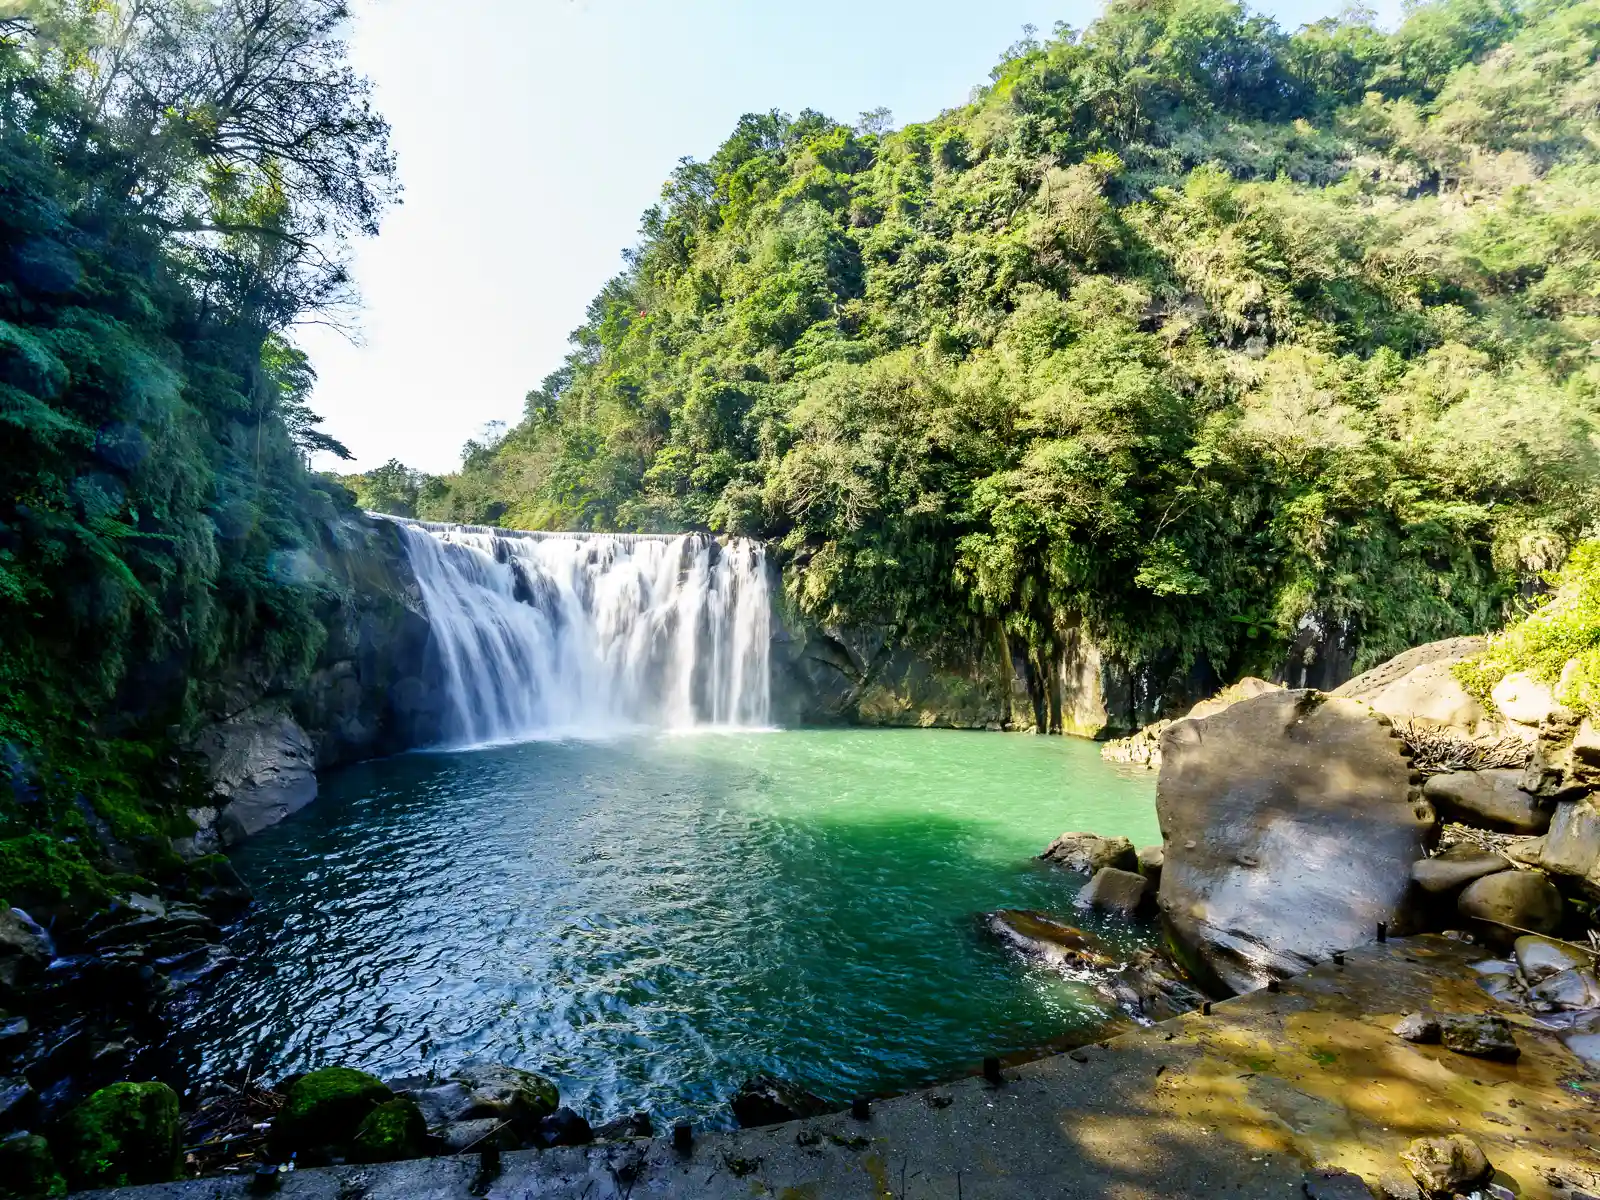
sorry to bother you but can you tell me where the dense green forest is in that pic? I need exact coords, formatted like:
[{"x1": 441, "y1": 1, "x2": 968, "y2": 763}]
[
  {"x1": 0, "y1": 0, "x2": 393, "y2": 903},
  {"x1": 360, "y1": 0, "x2": 1600, "y2": 682}
]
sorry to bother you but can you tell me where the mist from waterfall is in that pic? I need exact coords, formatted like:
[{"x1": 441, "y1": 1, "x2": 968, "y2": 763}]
[{"x1": 388, "y1": 518, "x2": 772, "y2": 745}]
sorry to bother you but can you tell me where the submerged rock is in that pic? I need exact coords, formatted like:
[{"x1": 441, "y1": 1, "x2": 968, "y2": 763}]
[
  {"x1": 1039, "y1": 833, "x2": 1137, "y2": 877},
  {"x1": 730, "y1": 1075, "x2": 830, "y2": 1128},
  {"x1": 1422, "y1": 771, "x2": 1549, "y2": 835},
  {"x1": 1073, "y1": 867, "x2": 1149, "y2": 917},
  {"x1": 57, "y1": 1081, "x2": 182, "y2": 1189},
  {"x1": 1530, "y1": 967, "x2": 1600, "y2": 1011},
  {"x1": 455, "y1": 1065, "x2": 558, "y2": 1130},
  {"x1": 981, "y1": 911, "x2": 1115, "y2": 969},
  {"x1": 1399, "y1": 1134, "x2": 1491, "y2": 1197},
  {"x1": 1155, "y1": 689, "x2": 1432, "y2": 994},
  {"x1": 1103, "y1": 949, "x2": 1208, "y2": 1022},
  {"x1": 982, "y1": 911, "x2": 1203, "y2": 1022}
]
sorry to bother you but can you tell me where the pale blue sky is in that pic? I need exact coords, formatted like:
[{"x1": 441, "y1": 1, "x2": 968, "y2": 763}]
[{"x1": 304, "y1": 0, "x2": 1403, "y2": 474}]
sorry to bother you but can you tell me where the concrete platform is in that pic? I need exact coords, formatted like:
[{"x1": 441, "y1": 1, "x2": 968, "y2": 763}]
[{"x1": 83, "y1": 935, "x2": 1600, "y2": 1199}]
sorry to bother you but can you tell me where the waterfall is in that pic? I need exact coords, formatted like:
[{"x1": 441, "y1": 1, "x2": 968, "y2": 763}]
[{"x1": 386, "y1": 518, "x2": 772, "y2": 745}]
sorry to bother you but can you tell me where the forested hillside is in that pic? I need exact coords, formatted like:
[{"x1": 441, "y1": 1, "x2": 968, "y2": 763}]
[
  {"x1": 382, "y1": 0, "x2": 1600, "y2": 683},
  {"x1": 0, "y1": 1, "x2": 393, "y2": 903}
]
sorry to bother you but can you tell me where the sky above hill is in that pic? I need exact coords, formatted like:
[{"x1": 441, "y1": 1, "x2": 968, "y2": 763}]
[{"x1": 304, "y1": 0, "x2": 1405, "y2": 474}]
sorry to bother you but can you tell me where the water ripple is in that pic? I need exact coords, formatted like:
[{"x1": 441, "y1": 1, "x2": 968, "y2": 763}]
[{"x1": 169, "y1": 729, "x2": 1158, "y2": 1127}]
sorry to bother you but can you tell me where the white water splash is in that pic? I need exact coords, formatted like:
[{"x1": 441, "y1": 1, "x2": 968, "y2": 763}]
[{"x1": 387, "y1": 518, "x2": 772, "y2": 745}]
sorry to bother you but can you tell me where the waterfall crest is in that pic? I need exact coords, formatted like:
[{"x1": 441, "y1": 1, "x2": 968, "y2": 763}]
[{"x1": 388, "y1": 518, "x2": 772, "y2": 744}]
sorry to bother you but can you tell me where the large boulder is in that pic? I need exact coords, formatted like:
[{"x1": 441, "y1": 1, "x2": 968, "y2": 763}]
[
  {"x1": 1331, "y1": 637, "x2": 1492, "y2": 733},
  {"x1": 1422, "y1": 770, "x2": 1550, "y2": 834},
  {"x1": 1456, "y1": 870, "x2": 1563, "y2": 935},
  {"x1": 57, "y1": 1082, "x2": 182, "y2": 1190},
  {"x1": 1156, "y1": 689, "x2": 1434, "y2": 994},
  {"x1": 192, "y1": 710, "x2": 318, "y2": 846}
]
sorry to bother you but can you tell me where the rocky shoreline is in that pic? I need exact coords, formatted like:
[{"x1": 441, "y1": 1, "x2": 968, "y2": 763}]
[{"x1": 8, "y1": 607, "x2": 1600, "y2": 1194}]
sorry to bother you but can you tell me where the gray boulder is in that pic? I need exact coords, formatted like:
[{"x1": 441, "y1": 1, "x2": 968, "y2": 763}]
[
  {"x1": 1539, "y1": 796, "x2": 1600, "y2": 894},
  {"x1": 1514, "y1": 934, "x2": 1590, "y2": 983},
  {"x1": 1155, "y1": 689, "x2": 1433, "y2": 994},
  {"x1": 1331, "y1": 637, "x2": 1492, "y2": 735},
  {"x1": 1073, "y1": 867, "x2": 1149, "y2": 917},
  {"x1": 1422, "y1": 770, "x2": 1549, "y2": 834},
  {"x1": 1039, "y1": 832, "x2": 1137, "y2": 876},
  {"x1": 1456, "y1": 869, "x2": 1564, "y2": 935},
  {"x1": 193, "y1": 710, "x2": 318, "y2": 845},
  {"x1": 1410, "y1": 845, "x2": 1510, "y2": 894}
]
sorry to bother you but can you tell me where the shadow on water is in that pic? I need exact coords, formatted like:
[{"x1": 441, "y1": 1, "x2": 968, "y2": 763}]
[{"x1": 167, "y1": 730, "x2": 1158, "y2": 1127}]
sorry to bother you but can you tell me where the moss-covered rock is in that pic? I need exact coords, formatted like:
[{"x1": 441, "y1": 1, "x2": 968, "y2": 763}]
[
  {"x1": 350, "y1": 1098, "x2": 427, "y2": 1162},
  {"x1": 57, "y1": 1081, "x2": 182, "y2": 1189},
  {"x1": 271, "y1": 1067, "x2": 391, "y2": 1156},
  {"x1": 0, "y1": 1133, "x2": 67, "y2": 1198}
]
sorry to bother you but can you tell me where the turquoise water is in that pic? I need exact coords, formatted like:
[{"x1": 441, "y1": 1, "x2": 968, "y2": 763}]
[{"x1": 171, "y1": 729, "x2": 1157, "y2": 1126}]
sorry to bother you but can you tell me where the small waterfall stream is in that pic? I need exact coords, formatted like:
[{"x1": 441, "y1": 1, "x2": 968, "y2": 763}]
[{"x1": 387, "y1": 518, "x2": 772, "y2": 744}]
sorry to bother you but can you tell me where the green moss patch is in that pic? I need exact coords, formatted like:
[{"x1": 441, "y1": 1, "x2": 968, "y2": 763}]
[
  {"x1": 271, "y1": 1067, "x2": 392, "y2": 1156},
  {"x1": 57, "y1": 1081, "x2": 182, "y2": 1190},
  {"x1": 351, "y1": 1098, "x2": 428, "y2": 1163}
]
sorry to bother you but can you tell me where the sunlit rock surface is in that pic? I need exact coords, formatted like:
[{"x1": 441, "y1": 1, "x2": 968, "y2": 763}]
[{"x1": 1155, "y1": 689, "x2": 1433, "y2": 994}]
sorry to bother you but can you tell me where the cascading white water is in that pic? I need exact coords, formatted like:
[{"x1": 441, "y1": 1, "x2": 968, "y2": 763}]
[{"x1": 387, "y1": 517, "x2": 772, "y2": 744}]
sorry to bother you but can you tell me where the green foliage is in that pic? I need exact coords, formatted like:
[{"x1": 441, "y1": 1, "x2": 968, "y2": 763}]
[
  {"x1": 57, "y1": 1082, "x2": 182, "y2": 1190},
  {"x1": 0, "y1": 3, "x2": 393, "y2": 905},
  {"x1": 414, "y1": 0, "x2": 1600, "y2": 680},
  {"x1": 1458, "y1": 541, "x2": 1600, "y2": 716}
]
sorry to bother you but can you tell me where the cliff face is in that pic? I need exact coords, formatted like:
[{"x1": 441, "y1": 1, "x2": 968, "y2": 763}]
[
  {"x1": 770, "y1": 608, "x2": 1358, "y2": 739},
  {"x1": 185, "y1": 513, "x2": 448, "y2": 851}
]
